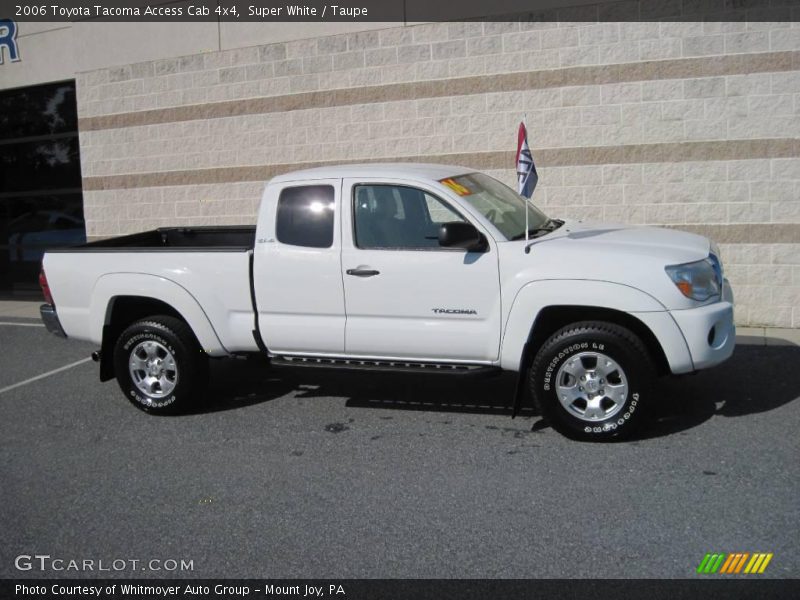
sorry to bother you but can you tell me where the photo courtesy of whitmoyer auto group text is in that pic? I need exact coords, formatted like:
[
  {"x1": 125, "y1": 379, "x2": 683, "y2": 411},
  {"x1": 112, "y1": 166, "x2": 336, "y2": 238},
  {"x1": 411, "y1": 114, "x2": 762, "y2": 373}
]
[{"x1": 0, "y1": 0, "x2": 798, "y2": 597}]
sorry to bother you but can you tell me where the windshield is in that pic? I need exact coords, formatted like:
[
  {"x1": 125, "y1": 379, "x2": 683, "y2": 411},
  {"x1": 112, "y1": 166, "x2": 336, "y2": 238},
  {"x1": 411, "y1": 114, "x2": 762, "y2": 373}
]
[{"x1": 440, "y1": 172, "x2": 550, "y2": 241}]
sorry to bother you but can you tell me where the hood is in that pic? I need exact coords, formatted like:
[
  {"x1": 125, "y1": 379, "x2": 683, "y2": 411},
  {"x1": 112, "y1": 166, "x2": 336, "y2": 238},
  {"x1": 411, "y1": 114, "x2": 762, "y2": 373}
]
[
  {"x1": 550, "y1": 220, "x2": 710, "y2": 265},
  {"x1": 500, "y1": 220, "x2": 716, "y2": 311}
]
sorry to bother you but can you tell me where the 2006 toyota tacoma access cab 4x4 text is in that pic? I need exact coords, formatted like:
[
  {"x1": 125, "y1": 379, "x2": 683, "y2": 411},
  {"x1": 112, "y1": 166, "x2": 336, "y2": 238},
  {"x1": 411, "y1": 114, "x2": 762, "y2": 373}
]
[{"x1": 39, "y1": 164, "x2": 735, "y2": 440}]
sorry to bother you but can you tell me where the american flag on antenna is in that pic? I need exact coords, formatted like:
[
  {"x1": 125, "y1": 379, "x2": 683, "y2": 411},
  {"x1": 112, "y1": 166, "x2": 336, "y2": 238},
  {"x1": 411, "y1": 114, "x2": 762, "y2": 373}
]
[{"x1": 516, "y1": 121, "x2": 538, "y2": 199}]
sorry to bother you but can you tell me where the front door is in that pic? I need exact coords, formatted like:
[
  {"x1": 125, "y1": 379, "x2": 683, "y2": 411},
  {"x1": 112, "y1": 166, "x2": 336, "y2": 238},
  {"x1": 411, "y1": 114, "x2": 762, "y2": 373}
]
[{"x1": 340, "y1": 178, "x2": 501, "y2": 363}]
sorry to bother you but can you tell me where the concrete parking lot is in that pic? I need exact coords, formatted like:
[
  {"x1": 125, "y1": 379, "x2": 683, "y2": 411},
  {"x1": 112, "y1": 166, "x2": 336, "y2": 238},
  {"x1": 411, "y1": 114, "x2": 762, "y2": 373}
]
[{"x1": 1, "y1": 309, "x2": 798, "y2": 579}]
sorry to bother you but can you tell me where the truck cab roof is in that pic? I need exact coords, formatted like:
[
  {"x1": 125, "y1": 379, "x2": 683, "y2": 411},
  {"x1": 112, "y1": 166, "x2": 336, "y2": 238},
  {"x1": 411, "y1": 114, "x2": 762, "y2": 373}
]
[{"x1": 269, "y1": 163, "x2": 475, "y2": 184}]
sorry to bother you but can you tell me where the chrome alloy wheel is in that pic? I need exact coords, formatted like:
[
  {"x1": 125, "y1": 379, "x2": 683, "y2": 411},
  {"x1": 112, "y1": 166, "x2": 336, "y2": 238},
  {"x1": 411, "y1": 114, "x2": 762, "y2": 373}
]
[
  {"x1": 128, "y1": 340, "x2": 178, "y2": 401},
  {"x1": 555, "y1": 351, "x2": 628, "y2": 422}
]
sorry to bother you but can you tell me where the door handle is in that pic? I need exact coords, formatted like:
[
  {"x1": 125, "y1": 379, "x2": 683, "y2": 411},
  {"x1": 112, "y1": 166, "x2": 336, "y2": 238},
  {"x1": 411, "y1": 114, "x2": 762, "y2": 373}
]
[{"x1": 346, "y1": 268, "x2": 380, "y2": 277}]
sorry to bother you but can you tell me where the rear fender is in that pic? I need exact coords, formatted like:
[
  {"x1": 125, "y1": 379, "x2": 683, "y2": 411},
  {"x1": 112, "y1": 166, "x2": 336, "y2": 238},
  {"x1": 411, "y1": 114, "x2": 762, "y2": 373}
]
[{"x1": 90, "y1": 273, "x2": 227, "y2": 356}]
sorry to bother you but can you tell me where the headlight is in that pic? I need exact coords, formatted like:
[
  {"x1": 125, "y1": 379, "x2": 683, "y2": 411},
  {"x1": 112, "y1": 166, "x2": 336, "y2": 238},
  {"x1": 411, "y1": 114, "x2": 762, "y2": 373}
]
[{"x1": 665, "y1": 256, "x2": 721, "y2": 301}]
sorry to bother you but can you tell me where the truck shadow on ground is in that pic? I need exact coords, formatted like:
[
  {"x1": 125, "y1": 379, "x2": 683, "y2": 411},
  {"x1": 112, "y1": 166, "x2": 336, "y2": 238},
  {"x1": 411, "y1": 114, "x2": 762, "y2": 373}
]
[
  {"x1": 638, "y1": 341, "x2": 800, "y2": 440},
  {"x1": 201, "y1": 359, "x2": 532, "y2": 417},
  {"x1": 200, "y1": 341, "x2": 800, "y2": 440}
]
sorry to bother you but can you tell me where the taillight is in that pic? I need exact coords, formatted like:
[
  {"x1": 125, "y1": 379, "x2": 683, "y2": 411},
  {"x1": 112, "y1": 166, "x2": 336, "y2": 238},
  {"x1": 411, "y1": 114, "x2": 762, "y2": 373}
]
[{"x1": 39, "y1": 267, "x2": 54, "y2": 306}]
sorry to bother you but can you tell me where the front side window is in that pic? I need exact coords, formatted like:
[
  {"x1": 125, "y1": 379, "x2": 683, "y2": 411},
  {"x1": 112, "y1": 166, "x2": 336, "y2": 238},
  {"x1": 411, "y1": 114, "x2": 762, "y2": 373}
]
[
  {"x1": 353, "y1": 185, "x2": 464, "y2": 250},
  {"x1": 276, "y1": 185, "x2": 335, "y2": 248}
]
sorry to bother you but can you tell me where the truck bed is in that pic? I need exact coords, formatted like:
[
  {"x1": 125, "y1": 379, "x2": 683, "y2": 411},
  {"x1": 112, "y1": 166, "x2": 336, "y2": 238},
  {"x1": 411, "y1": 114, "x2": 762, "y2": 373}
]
[
  {"x1": 42, "y1": 225, "x2": 260, "y2": 355},
  {"x1": 46, "y1": 226, "x2": 256, "y2": 252}
]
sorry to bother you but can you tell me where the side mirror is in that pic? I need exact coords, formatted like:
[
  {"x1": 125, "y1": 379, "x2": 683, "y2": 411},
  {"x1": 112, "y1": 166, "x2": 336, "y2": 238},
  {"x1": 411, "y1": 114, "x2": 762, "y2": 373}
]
[{"x1": 438, "y1": 221, "x2": 487, "y2": 252}]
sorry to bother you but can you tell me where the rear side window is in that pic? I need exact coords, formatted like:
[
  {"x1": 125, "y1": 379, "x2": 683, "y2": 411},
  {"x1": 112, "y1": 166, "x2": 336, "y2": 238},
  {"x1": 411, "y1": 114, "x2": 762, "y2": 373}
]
[{"x1": 276, "y1": 185, "x2": 335, "y2": 248}]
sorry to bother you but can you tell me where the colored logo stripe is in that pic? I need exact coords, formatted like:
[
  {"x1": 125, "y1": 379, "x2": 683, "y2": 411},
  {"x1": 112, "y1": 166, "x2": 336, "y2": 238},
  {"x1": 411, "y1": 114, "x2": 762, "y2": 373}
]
[
  {"x1": 720, "y1": 553, "x2": 749, "y2": 573},
  {"x1": 697, "y1": 553, "x2": 725, "y2": 573},
  {"x1": 744, "y1": 553, "x2": 773, "y2": 574},
  {"x1": 698, "y1": 553, "x2": 773, "y2": 574}
]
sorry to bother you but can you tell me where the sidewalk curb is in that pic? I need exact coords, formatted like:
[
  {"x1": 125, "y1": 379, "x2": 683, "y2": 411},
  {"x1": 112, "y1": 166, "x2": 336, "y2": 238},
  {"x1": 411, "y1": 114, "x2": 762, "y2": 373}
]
[{"x1": 0, "y1": 300, "x2": 41, "y2": 320}]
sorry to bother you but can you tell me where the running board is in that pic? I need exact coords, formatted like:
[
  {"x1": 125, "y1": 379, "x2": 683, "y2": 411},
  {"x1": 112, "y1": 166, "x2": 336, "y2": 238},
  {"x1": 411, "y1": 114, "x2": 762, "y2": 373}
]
[{"x1": 271, "y1": 355, "x2": 500, "y2": 376}]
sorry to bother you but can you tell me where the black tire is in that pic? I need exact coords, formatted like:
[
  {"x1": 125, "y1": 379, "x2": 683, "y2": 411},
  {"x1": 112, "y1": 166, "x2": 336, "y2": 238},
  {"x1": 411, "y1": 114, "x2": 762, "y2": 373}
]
[
  {"x1": 529, "y1": 321, "x2": 654, "y2": 441},
  {"x1": 113, "y1": 315, "x2": 207, "y2": 414}
]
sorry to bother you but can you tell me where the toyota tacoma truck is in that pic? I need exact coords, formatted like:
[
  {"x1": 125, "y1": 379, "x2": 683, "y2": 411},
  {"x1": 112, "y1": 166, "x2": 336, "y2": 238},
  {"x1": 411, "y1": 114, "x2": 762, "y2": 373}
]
[{"x1": 39, "y1": 164, "x2": 735, "y2": 440}]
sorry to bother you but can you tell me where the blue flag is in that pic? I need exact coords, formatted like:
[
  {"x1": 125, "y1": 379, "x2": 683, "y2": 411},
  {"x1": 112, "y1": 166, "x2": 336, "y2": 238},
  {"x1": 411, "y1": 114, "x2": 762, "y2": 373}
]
[{"x1": 516, "y1": 122, "x2": 538, "y2": 199}]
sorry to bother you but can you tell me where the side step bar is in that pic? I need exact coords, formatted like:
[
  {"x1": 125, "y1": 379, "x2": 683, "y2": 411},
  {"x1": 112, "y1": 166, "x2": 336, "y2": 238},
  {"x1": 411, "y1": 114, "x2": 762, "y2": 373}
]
[{"x1": 271, "y1": 355, "x2": 500, "y2": 377}]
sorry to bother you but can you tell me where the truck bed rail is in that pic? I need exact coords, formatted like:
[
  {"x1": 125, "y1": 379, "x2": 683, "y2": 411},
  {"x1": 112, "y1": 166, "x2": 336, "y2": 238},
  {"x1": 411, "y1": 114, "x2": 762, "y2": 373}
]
[{"x1": 46, "y1": 225, "x2": 256, "y2": 253}]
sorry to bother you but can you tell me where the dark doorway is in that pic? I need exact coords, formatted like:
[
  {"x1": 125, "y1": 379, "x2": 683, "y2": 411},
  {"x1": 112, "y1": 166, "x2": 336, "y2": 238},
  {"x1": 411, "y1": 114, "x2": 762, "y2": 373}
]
[{"x1": 0, "y1": 80, "x2": 85, "y2": 296}]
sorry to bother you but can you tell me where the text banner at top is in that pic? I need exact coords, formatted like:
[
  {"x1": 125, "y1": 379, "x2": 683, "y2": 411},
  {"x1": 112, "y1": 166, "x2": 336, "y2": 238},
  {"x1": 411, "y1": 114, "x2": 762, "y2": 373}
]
[{"x1": 4, "y1": 0, "x2": 800, "y2": 22}]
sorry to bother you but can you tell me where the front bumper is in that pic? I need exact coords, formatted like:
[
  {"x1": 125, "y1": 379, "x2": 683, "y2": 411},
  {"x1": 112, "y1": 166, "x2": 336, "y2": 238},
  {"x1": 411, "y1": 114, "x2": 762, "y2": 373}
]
[
  {"x1": 669, "y1": 279, "x2": 735, "y2": 371},
  {"x1": 40, "y1": 303, "x2": 67, "y2": 338}
]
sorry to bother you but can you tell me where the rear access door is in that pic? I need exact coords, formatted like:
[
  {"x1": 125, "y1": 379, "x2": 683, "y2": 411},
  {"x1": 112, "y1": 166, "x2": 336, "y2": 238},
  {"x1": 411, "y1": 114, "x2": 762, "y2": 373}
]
[{"x1": 253, "y1": 179, "x2": 346, "y2": 354}]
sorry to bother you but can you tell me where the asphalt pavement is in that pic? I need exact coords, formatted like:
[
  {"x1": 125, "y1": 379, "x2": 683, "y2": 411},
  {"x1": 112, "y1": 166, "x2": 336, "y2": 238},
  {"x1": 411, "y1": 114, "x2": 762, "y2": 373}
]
[{"x1": 1, "y1": 319, "x2": 798, "y2": 579}]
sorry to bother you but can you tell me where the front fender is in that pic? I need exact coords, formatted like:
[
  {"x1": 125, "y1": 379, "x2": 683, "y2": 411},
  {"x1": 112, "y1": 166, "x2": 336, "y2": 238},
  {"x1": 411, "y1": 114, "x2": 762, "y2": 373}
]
[
  {"x1": 499, "y1": 279, "x2": 690, "y2": 372},
  {"x1": 89, "y1": 273, "x2": 228, "y2": 356}
]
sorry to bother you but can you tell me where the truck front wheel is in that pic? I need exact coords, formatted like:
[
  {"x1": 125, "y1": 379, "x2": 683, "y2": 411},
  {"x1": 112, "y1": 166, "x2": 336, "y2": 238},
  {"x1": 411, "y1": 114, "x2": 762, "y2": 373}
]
[
  {"x1": 113, "y1": 316, "x2": 207, "y2": 414},
  {"x1": 529, "y1": 321, "x2": 654, "y2": 440}
]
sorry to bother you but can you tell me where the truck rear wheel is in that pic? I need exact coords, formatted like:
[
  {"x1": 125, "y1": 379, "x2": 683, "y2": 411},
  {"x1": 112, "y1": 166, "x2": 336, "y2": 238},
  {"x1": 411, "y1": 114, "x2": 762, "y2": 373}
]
[
  {"x1": 113, "y1": 316, "x2": 207, "y2": 415},
  {"x1": 529, "y1": 321, "x2": 654, "y2": 441}
]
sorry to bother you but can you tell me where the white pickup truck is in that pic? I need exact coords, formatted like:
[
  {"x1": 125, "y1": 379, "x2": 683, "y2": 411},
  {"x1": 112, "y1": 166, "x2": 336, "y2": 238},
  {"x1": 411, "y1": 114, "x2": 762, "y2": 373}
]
[{"x1": 40, "y1": 163, "x2": 735, "y2": 440}]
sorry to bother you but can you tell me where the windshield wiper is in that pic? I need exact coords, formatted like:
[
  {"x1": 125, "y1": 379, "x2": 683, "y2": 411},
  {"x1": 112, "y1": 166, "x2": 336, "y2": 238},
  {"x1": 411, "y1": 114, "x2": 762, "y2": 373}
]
[
  {"x1": 510, "y1": 228, "x2": 550, "y2": 241},
  {"x1": 510, "y1": 219, "x2": 563, "y2": 241},
  {"x1": 521, "y1": 219, "x2": 565, "y2": 253}
]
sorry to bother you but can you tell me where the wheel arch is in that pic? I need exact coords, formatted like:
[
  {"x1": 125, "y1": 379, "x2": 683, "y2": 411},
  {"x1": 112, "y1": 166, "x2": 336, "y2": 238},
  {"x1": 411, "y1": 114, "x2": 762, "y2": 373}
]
[
  {"x1": 501, "y1": 280, "x2": 682, "y2": 376},
  {"x1": 524, "y1": 306, "x2": 671, "y2": 377},
  {"x1": 90, "y1": 273, "x2": 227, "y2": 381},
  {"x1": 98, "y1": 296, "x2": 204, "y2": 382}
]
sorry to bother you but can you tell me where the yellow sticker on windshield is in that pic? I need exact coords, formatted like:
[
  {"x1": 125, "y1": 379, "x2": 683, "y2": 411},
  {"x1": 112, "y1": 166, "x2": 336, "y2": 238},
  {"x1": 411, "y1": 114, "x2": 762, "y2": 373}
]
[{"x1": 440, "y1": 178, "x2": 472, "y2": 196}]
